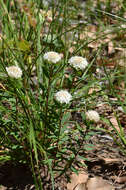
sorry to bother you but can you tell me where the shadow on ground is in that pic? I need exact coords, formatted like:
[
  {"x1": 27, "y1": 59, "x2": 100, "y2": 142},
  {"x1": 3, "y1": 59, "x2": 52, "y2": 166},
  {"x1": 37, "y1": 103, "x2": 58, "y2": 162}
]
[{"x1": 0, "y1": 163, "x2": 34, "y2": 190}]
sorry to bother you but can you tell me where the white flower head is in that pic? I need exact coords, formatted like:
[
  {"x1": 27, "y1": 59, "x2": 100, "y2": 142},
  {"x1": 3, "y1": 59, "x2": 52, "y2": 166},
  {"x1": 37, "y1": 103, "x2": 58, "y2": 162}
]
[
  {"x1": 55, "y1": 90, "x2": 72, "y2": 104},
  {"x1": 86, "y1": 110, "x2": 100, "y2": 123},
  {"x1": 43, "y1": 51, "x2": 62, "y2": 63},
  {"x1": 68, "y1": 56, "x2": 88, "y2": 70},
  {"x1": 6, "y1": 66, "x2": 22, "y2": 79}
]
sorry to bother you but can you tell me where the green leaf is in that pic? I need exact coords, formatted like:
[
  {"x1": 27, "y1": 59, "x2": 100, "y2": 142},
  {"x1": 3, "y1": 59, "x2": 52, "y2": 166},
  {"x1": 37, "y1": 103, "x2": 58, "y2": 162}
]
[
  {"x1": 71, "y1": 166, "x2": 78, "y2": 174},
  {"x1": 58, "y1": 136, "x2": 69, "y2": 144},
  {"x1": 29, "y1": 123, "x2": 38, "y2": 164},
  {"x1": 87, "y1": 131, "x2": 96, "y2": 136},
  {"x1": 0, "y1": 155, "x2": 11, "y2": 162},
  {"x1": 61, "y1": 112, "x2": 71, "y2": 125},
  {"x1": 85, "y1": 135, "x2": 91, "y2": 140},
  {"x1": 76, "y1": 122, "x2": 83, "y2": 132},
  {"x1": 84, "y1": 144, "x2": 94, "y2": 151},
  {"x1": 77, "y1": 160, "x2": 87, "y2": 168},
  {"x1": 0, "y1": 39, "x2": 14, "y2": 53},
  {"x1": 16, "y1": 40, "x2": 30, "y2": 51},
  {"x1": 78, "y1": 155, "x2": 89, "y2": 161},
  {"x1": 84, "y1": 145, "x2": 93, "y2": 150},
  {"x1": 84, "y1": 147, "x2": 94, "y2": 151},
  {"x1": 81, "y1": 112, "x2": 86, "y2": 121},
  {"x1": 86, "y1": 144, "x2": 94, "y2": 147}
]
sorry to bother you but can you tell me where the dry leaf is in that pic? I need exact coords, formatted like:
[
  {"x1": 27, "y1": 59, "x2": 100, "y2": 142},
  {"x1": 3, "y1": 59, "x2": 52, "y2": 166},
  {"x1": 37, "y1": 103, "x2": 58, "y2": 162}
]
[
  {"x1": 0, "y1": 186, "x2": 7, "y2": 190},
  {"x1": 112, "y1": 176, "x2": 126, "y2": 183},
  {"x1": 28, "y1": 14, "x2": 37, "y2": 28},
  {"x1": 108, "y1": 41, "x2": 114, "y2": 54},
  {"x1": 69, "y1": 46, "x2": 75, "y2": 53},
  {"x1": 86, "y1": 25, "x2": 97, "y2": 38},
  {"x1": 88, "y1": 87, "x2": 100, "y2": 95},
  {"x1": 74, "y1": 183, "x2": 86, "y2": 190},
  {"x1": 80, "y1": 25, "x2": 97, "y2": 42},
  {"x1": 67, "y1": 171, "x2": 88, "y2": 190},
  {"x1": 110, "y1": 117, "x2": 120, "y2": 132},
  {"x1": 80, "y1": 33, "x2": 85, "y2": 40},
  {"x1": 101, "y1": 157, "x2": 122, "y2": 164},
  {"x1": 86, "y1": 177, "x2": 115, "y2": 190},
  {"x1": 0, "y1": 82, "x2": 6, "y2": 90},
  {"x1": 114, "y1": 48, "x2": 126, "y2": 68},
  {"x1": 88, "y1": 41, "x2": 100, "y2": 49}
]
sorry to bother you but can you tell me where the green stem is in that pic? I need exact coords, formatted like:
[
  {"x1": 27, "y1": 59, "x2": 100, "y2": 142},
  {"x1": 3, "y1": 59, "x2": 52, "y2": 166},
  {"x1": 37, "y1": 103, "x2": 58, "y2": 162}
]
[{"x1": 43, "y1": 65, "x2": 53, "y2": 142}]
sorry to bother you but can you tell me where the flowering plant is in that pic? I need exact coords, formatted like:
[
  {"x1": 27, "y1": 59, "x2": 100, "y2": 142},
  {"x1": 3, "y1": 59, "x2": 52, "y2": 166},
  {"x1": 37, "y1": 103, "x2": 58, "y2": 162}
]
[
  {"x1": 1, "y1": 46, "x2": 93, "y2": 186},
  {"x1": 0, "y1": 1, "x2": 99, "y2": 189}
]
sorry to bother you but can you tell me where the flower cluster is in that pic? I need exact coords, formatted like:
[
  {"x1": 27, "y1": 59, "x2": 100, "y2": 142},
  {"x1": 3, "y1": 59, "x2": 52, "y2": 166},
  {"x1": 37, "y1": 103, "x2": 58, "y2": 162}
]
[
  {"x1": 55, "y1": 90, "x2": 72, "y2": 104},
  {"x1": 6, "y1": 66, "x2": 22, "y2": 79},
  {"x1": 68, "y1": 56, "x2": 88, "y2": 70},
  {"x1": 86, "y1": 110, "x2": 100, "y2": 123},
  {"x1": 43, "y1": 51, "x2": 89, "y2": 104},
  {"x1": 43, "y1": 51, "x2": 62, "y2": 63}
]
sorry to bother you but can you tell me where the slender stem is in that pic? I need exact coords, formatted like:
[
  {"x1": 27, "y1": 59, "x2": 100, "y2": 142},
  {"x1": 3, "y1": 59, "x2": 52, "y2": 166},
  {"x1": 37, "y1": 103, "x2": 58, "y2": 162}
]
[
  {"x1": 57, "y1": 107, "x2": 63, "y2": 149},
  {"x1": 43, "y1": 65, "x2": 53, "y2": 142},
  {"x1": 52, "y1": 107, "x2": 63, "y2": 170}
]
